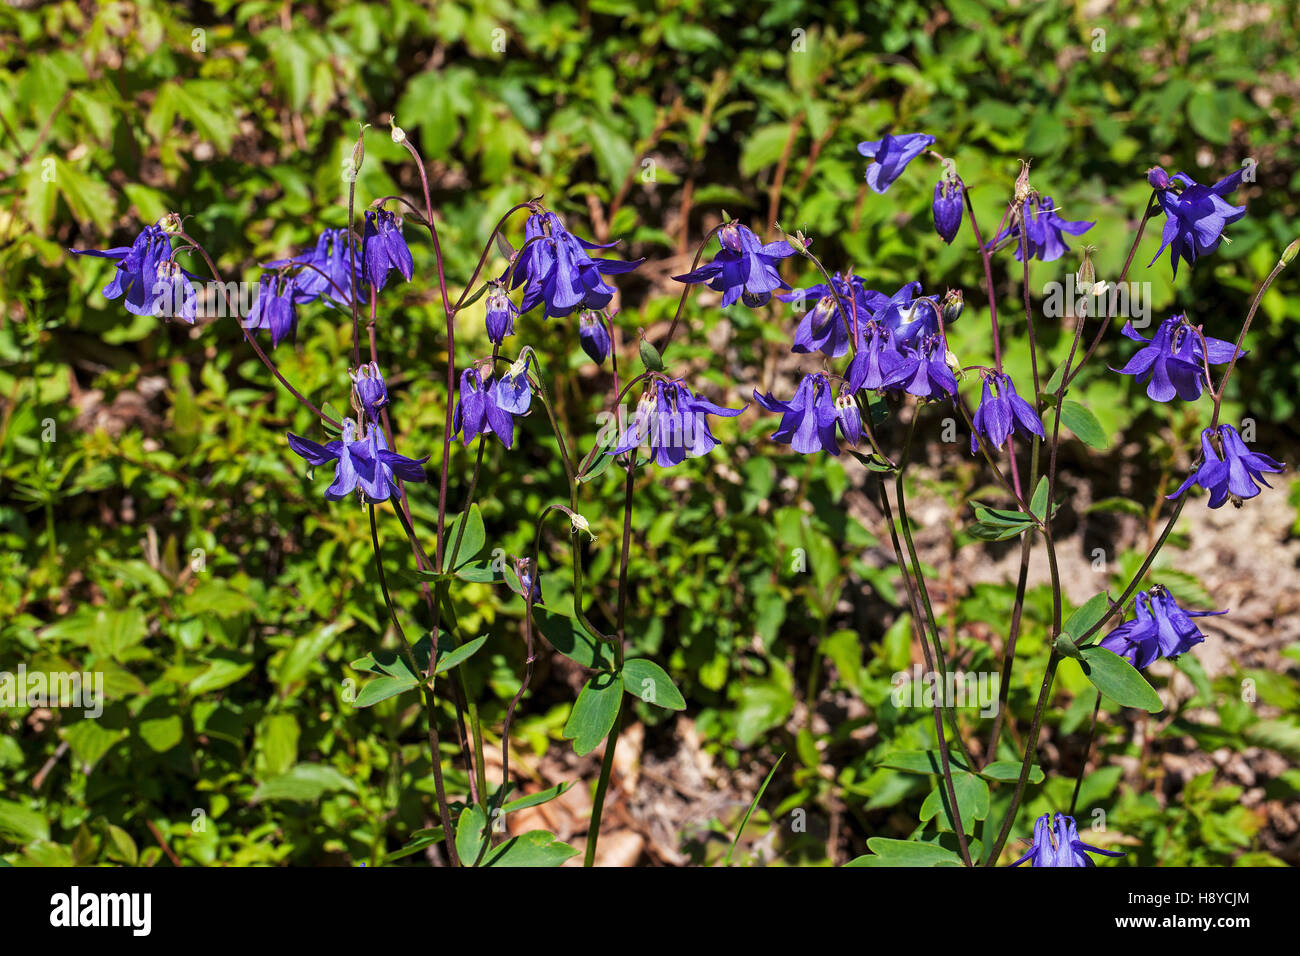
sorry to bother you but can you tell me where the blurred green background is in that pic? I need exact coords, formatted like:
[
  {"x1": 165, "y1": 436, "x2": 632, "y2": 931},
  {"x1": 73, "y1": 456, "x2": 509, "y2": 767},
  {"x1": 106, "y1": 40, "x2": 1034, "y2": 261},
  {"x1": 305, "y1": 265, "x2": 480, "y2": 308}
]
[{"x1": 2, "y1": 0, "x2": 1298, "y2": 866}]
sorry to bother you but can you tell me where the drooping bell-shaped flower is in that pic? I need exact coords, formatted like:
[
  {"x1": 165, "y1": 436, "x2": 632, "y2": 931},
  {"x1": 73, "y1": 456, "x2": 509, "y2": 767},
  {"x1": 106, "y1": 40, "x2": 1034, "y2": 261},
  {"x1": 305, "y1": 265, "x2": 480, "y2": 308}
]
[
  {"x1": 578, "y1": 311, "x2": 611, "y2": 364},
  {"x1": 286, "y1": 418, "x2": 428, "y2": 503},
  {"x1": 673, "y1": 221, "x2": 798, "y2": 308},
  {"x1": 484, "y1": 285, "x2": 518, "y2": 345},
  {"x1": 151, "y1": 258, "x2": 200, "y2": 324},
  {"x1": 846, "y1": 320, "x2": 909, "y2": 392},
  {"x1": 349, "y1": 362, "x2": 388, "y2": 424},
  {"x1": 1098, "y1": 586, "x2": 1225, "y2": 670},
  {"x1": 1010, "y1": 812, "x2": 1125, "y2": 867},
  {"x1": 1146, "y1": 168, "x2": 1247, "y2": 279},
  {"x1": 453, "y1": 365, "x2": 529, "y2": 449},
  {"x1": 989, "y1": 195, "x2": 1094, "y2": 262},
  {"x1": 362, "y1": 208, "x2": 414, "y2": 292},
  {"x1": 508, "y1": 210, "x2": 642, "y2": 319},
  {"x1": 243, "y1": 272, "x2": 301, "y2": 347},
  {"x1": 857, "y1": 133, "x2": 935, "y2": 194},
  {"x1": 894, "y1": 334, "x2": 958, "y2": 399},
  {"x1": 271, "y1": 228, "x2": 361, "y2": 308},
  {"x1": 69, "y1": 221, "x2": 173, "y2": 316},
  {"x1": 779, "y1": 272, "x2": 872, "y2": 359},
  {"x1": 932, "y1": 178, "x2": 964, "y2": 243},
  {"x1": 969, "y1": 372, "x2": 1044, "y2": 454},
  {"x1": 1168, "y1": 423, "x2": 1283, "y2": 509},
  {"x1": 610, "y1": 379, "x2": 744, "y2": 467},
  {"x1": 1112, "y1": 314, "x2": 1237, "y2": 403},
  {"x1": 753, "y1": 372, "x2": 841, "y2": 455}
]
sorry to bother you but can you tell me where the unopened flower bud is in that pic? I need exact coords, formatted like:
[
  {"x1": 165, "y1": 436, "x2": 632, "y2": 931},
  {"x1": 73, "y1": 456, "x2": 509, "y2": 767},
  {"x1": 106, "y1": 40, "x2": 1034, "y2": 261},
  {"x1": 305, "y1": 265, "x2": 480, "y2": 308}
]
[{"x1": 941, "y1": 288, "x2": 963, "y2": 326}]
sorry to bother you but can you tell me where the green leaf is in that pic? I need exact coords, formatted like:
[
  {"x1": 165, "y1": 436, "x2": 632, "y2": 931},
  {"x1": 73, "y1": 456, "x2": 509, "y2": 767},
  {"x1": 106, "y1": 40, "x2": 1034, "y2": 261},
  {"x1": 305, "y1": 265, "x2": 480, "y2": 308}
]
[
  {"x1": 919, "y1": 772, "x2": 990, "y2": 834},
  {"x1": 59, "y1": 720, "x2": 126, "y2": 770},
  {"x1": 481, "y1": 830, "x2": 579, "y2": 867},
  {"x1": 456, "y1": 805, "x2": 489, "y2": 864},
  {"x1": 621, "y1": 659, "x2": 686, "y2": 711},
  {"x1": 978, "y1": 761, "x2": 1045, "y2": 785},
  {"x1": 876, "y1": 750, "x2": 971, "y2": 775},
  {"x1": 383, "y1": 828, "x2": 445, "y2": 864},
  {"x1": 847, "y1": 449, "x2": 894, "y2": 473},
  {"x1": 252, "y1": 763, "x2": 359, "y2": 803},
  {"x1": 725, "y1": 753, "x2": 784, "y2": 866},
  {"x1": 578, "y1": 450, "x2": 616, "y2": 483},
  {"x1": 444, "y1": 505, "x2": 486, "y2": 570},
  {"x1": 562, "y1": 672, "x2": 623, "y2": 756},
  {"x1": 256, "y1": 714, "x2": 300, "y2": 777},
  {"x1": 501, "y1": 782, "x2": 574, "y2": 814},
  {"x1": 353, "y1": 675, "x2": 418, "y2": 707},
  {"x1": 453, "y1": 560, "x2": 499, "y2": 583},
  {"x1": 0, "y1": 799, "x2": 49, "y2": 844},
  {"x1": 535, "y1": 608, "x2": 613, "y2": 669},
  {"x1": 1029, "y1": 477, "x2": 1049, "y2": 522},
  {"x1": 1054, "y1": 633, "x2": 1083, "y2": 659},
  {"x1": 1063, "y1": 592, "x2": 1112, "y2": 641},
  {"x1": 967, "y1": 520, "x2": 1032, "y2": 542},
  {"x1": 433, "y1": 635, "x2": 488, "y2": 675},
  {"x1": 851, "y1": 837, "x2": 963, "y2": 867},
  {"x1": 137, "y1": 712, "x2": 184, "y2": 753},
  {"x1": 105, "y1": 825, "x2": 138, "y2": 866},
  {"x1": 1059, "y1": 400, "x2": 1108, "y2": 449},
  {"x1": 1076, "y1": 646, "x2": 1163, "y2": 712}
]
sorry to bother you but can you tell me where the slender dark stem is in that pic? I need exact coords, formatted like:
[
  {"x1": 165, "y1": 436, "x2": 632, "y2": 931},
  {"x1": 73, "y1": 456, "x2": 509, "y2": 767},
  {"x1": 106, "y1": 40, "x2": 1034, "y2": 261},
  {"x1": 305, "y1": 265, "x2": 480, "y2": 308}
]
[
  {"x1": 1210, "y1": 256, "x2": 1288, "y2": 429},
  {"x1": 368, "y1": 505, "x2": 459, "y2": 866},
  {"x1": 876, "y1": 479, "x2": 971, "y2": 866},
  {"x1": 584, "y1": 697, "x2": 623, "y2": 867},
  {"x1": 958, "y1": 179, "x2": 1004, "y2": 372},
  {"x1": 894, "y1": 410, "x2": 975, "y2": 769},
  {"x1": 1069, "y1": 695, "x2": 1103, "y2": 818}
]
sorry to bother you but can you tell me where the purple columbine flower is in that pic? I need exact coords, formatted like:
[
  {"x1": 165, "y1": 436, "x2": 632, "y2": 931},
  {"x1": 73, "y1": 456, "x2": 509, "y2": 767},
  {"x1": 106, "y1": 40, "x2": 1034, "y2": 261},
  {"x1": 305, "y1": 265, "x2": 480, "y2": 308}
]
[
  {"x1": 895, "y1": 334, "x2": 958, "y2": 399},
  {"x1": 270, "y1": 228, "x2": 360, "y2": 307},
  {"x1": 1011, "y1": 812, "x2": 1125, "y2": 867},
  {"x1": 857, "y1": 132, "x2": 935, "y2": 194},
  {"x1": 868, "y1": 281, "x2": 936, "y2": 348},
  {"x1": 1098, "y1": 585, "x2": 1225, "y2": 670},
  {"x1": 484, "y1": 285, "x2": 517, "y2": 345},
  {"x1": 779, "y1": 273, "x2": 872, "y2": 359},
  {"x1": 990, "y1": 195, "x2": 1094, "y2": 262},
  {"x1": 69, "y1": 221, "x2": 173, "y2": 315},
  {"x1": 453, "y1": 365, "x2": 530, "y2": 449},
  {"x1": 362, "y1": 208, "x2": 414, "y2": 292},
  {"x1": 753, "y1": 372, "x2": 844, "y2": 456},
  {"x1": 932, "y1": 178, "x2": 964, "y2": 243},
  {"x1": 846, "y1": 320, "x2": 909, "y2": 392},
  {"x1": 286, "y1": 419, "x2": 428, "y2": 503},
  {"x1": 611, "y1": 379, "x2": 744, "y2": 468},
  {"x1": 1112, "y1": 314, "x2": 1237, "y2": 402},
  {"x1": 350, "y1": 362, "x2": 387, "y2": 423},
  {"x1": 1168, "y1": 423, "x2": 1283, "y2": 509},
  {"x1": 243, "y1": 273, "x2": 300, "y2": 347},
  {"x1": 151, "y1": 259, "x2": 200, "y2": 324},
  {"x1": 509, "y1": 210, "x2": 642, "y2": 319},
  {"x1": 969, "y1": 372, "x2": 1044, "y2": 454},
  {"x1": 673, "y1": 221, "x2": 798, "y2": 308},
  {"x1": 1146, "y1": 168, "x2": 1246, "y2": 279},
  {"x1": 514, "y1": 557, "x2": 544, "y2": 606},
  {"x1": 578, "y1": 311, "x2": 611, "y2": 364},
  {"x1": 834, "y1": 390, "x2": 862, "y2": 446}
]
